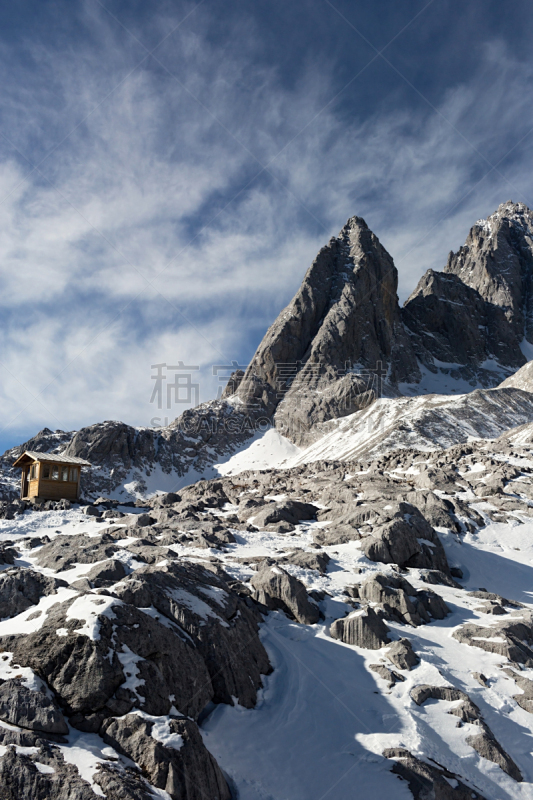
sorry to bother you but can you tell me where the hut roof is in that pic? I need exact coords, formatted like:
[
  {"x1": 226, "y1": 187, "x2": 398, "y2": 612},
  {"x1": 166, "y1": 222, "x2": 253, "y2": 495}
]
[{"x1": 12, "y1": 451, "x2": 91, "y2": 468}]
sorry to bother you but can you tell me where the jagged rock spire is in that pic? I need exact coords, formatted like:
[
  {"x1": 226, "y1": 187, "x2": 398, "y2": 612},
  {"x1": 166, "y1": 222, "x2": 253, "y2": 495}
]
[{"x1": 234, "y1": 215, "x2": 419, "y2": 444}]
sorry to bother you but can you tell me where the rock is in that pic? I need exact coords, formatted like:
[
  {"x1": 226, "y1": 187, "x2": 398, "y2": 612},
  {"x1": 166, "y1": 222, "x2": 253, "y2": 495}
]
[
  {"x1": 404, "y1": 490, "x2": 460, "y2": 530},
  {"x1": 85, "y1": 560, "x2": 127, "y2": 587},
  {"x1": 467, "y1": 589, "x2": 523, "y2": 608},
  {"x1": 111, "y1": 562, "x2": 271, "y2": 708},
  {"x1": 409, "y1": 683, "x2": 523, "y2": 780},
  {"x1": 410, "y1": 684, "x2": 476, "y2": 710},
  {"x1": 130, "y1": 513, "x2": 155, "y2": 528},
  {"x1": 82, "y1": 505, "x2": 101, "y2": 517},
  {"x1": 452, "y1": 613, "x2": 533, "y2": 666},
  {"x1": 101, "y1": 713, "x2": 231, "y2": 800},
  {"x1": 102, "y1": 509, "x2": 125, "y2": 519},
  {"x1": 450, "y1": 566, "x2": 463, "y2": 579},
  {"x1": 0, "y1": 678, "x2": 68, "y2": 734},
  {"x1": 93, "y1": 762, "x2": 156, "y2": 799},
  {"x1": 233, "y1": 215, "x2": 419, "y2": 444},
  {"x1": 358, "y1": 573, "x2": 450, "y2": 626},
  {"x1": 502, "y1": 668, "x2": 533, "y2": 713},
  {"x1": 383, "y1": 748, "x2": 488, "y2": 799},
  {"x1": 0, "y1": 545, "x2": 17, "y2": 565},
  {"x1": 360, "y1": 504, "x2": 450, "y2": 573},
  {"x1": 385, "y1": 638, "x2": 419, "y2": 670},
  {"x1": 0, "y1": 568, "x2": 67, "y2": 619},
  {"x1": 329, "y1": 607, "x2": 390, "y2": 649},
  {"x1": 466, "y1": 730, "x2": 522, "y2": 782},
  {"x1": 34, "y1": 534, "x2": 120, "y2": 572},
  {"x1": 368, "y1": 664, "x2": 404, "y2": 687},
  {"x1": 248, "y1": 499, "x2": 316, "y2": 529},
  {"x1": 278, "y1": 549, "x2": 330, "y2": 573},
  {"x1": 1, "y1": 594, "x2": 213, "y2": 720},
  {"x1": 250, "y1": 565, "x2": 320, "y2": 624},
  {"x1": 419, "y1": 569, "x2": 461, "y2": 589},
  {"x1": 0, "y1": 745, "x2": 98, "y2": 799}
]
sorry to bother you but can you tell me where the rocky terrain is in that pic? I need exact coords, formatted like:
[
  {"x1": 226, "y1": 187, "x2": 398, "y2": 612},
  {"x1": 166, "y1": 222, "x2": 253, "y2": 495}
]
[
  {"x1": 3, "y1": 200, "x2": 533, "y2": 798},
  {"x1": 2, "y1": 433, "x2": 533, "y2": 798}
]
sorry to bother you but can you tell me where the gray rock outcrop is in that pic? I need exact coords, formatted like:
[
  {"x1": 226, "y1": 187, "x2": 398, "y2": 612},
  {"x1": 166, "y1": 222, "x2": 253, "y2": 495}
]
[
  {"x1": 0, "y1": 568, "x2": 67, "y2": 619},
  {"x1": 383, "y1": 748, "x2": 487, "y2": 800},
  {"x1": 101, "y1": 714, "x2": 231, "y2": 800},
  {"x1": 409, "y1": 684, "x2": 523, "y2": 781},
  {"x1": 250, "y1": 565, "x2": 320, "y2": 624},
  {"x1": 0, "y1": 679, "x2": 68, "y2": 735},
  {"x1": 329, "y1": 607, "x2": 391, "y2": 649}
]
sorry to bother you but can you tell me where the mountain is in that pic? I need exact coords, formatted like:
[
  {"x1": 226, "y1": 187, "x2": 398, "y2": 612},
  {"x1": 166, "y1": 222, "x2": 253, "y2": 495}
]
[
  {"x1": 2, "y1": 200, "x2": 533, "y2": 500},
  {"x1": 402, "y1": 200, "x2": 533, "y2": 392},
  {"x1": 232, "y1": 215, "x2": 420, "y2": 442},
  {"x1": 230, "y1": 200, "x2": 533, "y2": 444},
  {"x1": 287, "y1": 383, "x2": 533, "y2": 466}
]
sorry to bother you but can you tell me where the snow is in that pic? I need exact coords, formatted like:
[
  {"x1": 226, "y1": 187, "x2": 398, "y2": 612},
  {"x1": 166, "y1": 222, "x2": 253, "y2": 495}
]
[
  {"x1": 215, "y1": 428, "x2": 301, "y2": 475},
  {"x1": 520, "y1": 339, "x2": 533, "y2": 361},
  {"x1": 169, "y1": 588, "x2": 229, "y2": 626},
  {"x1": 117, "y1": 644, "x2": 146, "y2": 699},
  {"x1": 65, "y1": 594, "x2": 121, "y2": 640},
  {"x1": 202, "y1": 613, "x2": 413, "y2": 800},
  {"x1": 132, "y1": 711, "x2": 184, "y2": 750},
  {"x1": 59, "y1": 728, "x2": 118, "y2": 797}
]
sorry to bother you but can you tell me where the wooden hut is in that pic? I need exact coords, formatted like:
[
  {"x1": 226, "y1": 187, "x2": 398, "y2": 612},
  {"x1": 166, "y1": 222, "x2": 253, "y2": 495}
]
[{"x1": 13, "y1": 452, "x2": 91, "y2": 502}]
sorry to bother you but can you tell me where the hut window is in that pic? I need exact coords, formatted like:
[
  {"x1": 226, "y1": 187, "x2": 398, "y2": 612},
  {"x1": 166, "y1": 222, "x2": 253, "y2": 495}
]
[
  {"x1": 61, "y1": 467, "x2": 68, "y2": 481},
  {"x1": 69, "y1": 468, "x2": 78, "y2": 482},
  {"x1": 30, "y1": 464, "x2": 36, "y2": 479},
  {"x1": 43, "y1": 465, "x2": 50, "y2": 479},
  {"x1": 52, "y1": 466, "x2": 59, "y2": 480}
]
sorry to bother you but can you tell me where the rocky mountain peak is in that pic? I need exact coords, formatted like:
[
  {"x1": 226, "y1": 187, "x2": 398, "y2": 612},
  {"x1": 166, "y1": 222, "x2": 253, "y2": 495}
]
[
  {"x1": 233, "y1": 215, "x2": 419, "y2": 443},
  {"x1": 444, "y1": 200, "x2": 533, "y2": 340}
]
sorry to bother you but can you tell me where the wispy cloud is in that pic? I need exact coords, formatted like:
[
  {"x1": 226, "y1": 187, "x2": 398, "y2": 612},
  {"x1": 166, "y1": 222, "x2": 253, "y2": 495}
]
[{"x1": 0, "y1": 2, "x2": 532, "y2": 447}]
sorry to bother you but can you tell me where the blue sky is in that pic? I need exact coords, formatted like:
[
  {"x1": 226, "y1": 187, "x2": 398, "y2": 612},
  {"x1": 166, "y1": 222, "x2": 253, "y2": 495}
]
[{"x1": 1, "y1": 0, "x2": 533, "y2": 451}]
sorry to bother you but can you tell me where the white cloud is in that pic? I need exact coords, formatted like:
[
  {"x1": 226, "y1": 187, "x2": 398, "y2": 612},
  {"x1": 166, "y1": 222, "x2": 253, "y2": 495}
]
[{"x1": 0, "y1": 8, "x2": 532, "y2": 445}]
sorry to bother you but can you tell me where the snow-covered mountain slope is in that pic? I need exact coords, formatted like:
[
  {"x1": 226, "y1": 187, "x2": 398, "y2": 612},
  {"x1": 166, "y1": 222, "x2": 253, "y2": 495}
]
[
  {"x1": 3, "y1": 437, "x2": 533, "y2": 798},
  {"x1": 285, "y1": 386, "x2": 533, "y2": 467},
  {"x1": 499, "y1": 359, "x2": 533, "y2": 392}
]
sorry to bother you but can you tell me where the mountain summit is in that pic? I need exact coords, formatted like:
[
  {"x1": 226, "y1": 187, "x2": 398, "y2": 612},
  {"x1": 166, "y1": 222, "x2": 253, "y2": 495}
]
[
  {"x1": 227, "y1": 200, "x2": 533, "y2": 443},
  {"x1": 233, "y1": 215, "x2": 419, "y2": 443}
]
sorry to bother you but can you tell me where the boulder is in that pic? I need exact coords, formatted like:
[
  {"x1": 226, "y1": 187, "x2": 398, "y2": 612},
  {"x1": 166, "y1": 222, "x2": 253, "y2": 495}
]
[
  {"x1": 452, "y1": 613, "x2": 533, "y2": 666},
  {"x1": 409, "y1": 684, "x2": 523, "y2": 781},
  {"x1": 329, "y1": 607, "x2": 390, "y2": 649},
  {"x1": 34, "y1": 534, "x2": 120, "y2": 572},
  {"x1": 85, "y1": 559, "x2": 127, "y2": 587},
  {"x1": 383, "y1": 748, "x2": 488, "y2": 799},
  {"x1": 368, "y1": 664, "x2": 404, "y2": 687},
  {"x1": 101, "y1": 713, "x2": 231, "y2": 800},
  {"x1": 1, "y1": 594, "x2": 212, "y2": 721},
  {"x1": 385, "y1": 638, "x2": 419, "y2": 671},
  {"x1": 112, "y1": 562, "x2": 271, "y2": 708},
  {"x1": 0, "y1": 568, "x2": 67, "y2": 620},
  {"x1": 0, "y1": 745, "x2": 98, "y2": 800},
  {"x1": 0, "y1": 679, "x2": 68, "y2": 735},
  {"x1": 360, "y1": 505, "x2": 450, "y2": 573},
  {"x1": 250, "y1": 565, "x2": 320, "y2": 624}
]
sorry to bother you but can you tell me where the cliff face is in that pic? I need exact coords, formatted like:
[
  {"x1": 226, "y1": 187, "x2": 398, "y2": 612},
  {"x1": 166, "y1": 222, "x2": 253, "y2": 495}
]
[
  {"x1": 401, "y1": 201, "x2": 533, "y2": 392},
  {"x1": 235, "y1": 216, "x2": 419, "y2": 444}
]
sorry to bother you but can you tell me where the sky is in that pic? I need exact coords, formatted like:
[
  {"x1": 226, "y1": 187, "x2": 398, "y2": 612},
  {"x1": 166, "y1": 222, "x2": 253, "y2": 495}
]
[{"x1": 1, "y1": 0, "x2": 533, "y2": 452}]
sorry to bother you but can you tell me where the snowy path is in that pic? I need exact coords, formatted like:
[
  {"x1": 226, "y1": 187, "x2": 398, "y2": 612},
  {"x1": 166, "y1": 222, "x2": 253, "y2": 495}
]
[{"x1": 203, "y1": 614, "x2": 412, "y2": 800}]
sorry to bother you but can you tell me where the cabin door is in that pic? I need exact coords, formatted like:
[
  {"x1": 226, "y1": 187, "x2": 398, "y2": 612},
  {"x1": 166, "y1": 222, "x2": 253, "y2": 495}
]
[{"x1": 22, "y1": 470, "x2": 29, "y2": 498}]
